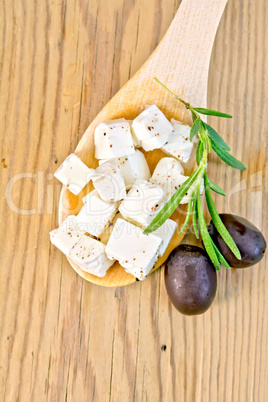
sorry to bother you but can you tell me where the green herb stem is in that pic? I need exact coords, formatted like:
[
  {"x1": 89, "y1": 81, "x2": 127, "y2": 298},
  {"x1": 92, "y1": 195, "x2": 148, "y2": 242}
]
[{"x1": 144, "y1": 78, "x2": 247, "y2": 270}]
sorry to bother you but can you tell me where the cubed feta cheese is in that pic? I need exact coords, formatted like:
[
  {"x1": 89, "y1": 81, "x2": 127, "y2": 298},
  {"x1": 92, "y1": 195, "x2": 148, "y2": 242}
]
[
  {"x1": 94, "y1": 119, "x2": 135, "y2": 159},
  {"x1": 132, "y1": 105, "x2": 173, "y2": 152},
  {"x1": 119, "y1": 180, "x2": 167, "y2": 228},
  {"x1": 98, "y1": 159, "x2": 107, "y2": 166},
  {"x1": 50, "y1": 215, "x2": 85, "y2": 255},
  {"x1": 92, "y1": 159, "x2": 126, "y2": 202},
  {"x1": 77, "y1": 190, "x2": 119, "y2": 237},
  {"x1": 69, "y1": 235, "x2": 114, "y2": 277},
  {"x1": 152, "y1": 219, "x2": 177, "y2": 256},
  {"x1": 99, "y1": 151, "x2": 151, "y2": 189},
  {"x1": 161, "y1": 119, "x2": 194, "y2": 163},
  {"x1": 150, "y1": 157, "x2": 203, "y2": 204},
  {"x1": 130, "y1": 124, "x2": 141, "y2": 147},
  {"x1": 171, "y1": 118, "x2": 191, "y2": 136},
  {"x1": 150, "y1": 157, "x2": 185, "y2": 198},
  {"x1": 117, "y1": 150, "x2": 151, "y2": 188},
  {"x1": 54, "y1": 154, "x2": 94, "y2": 195},
  {"x1": 105, "y1": 218, "x2": 162, "y2": 280}
]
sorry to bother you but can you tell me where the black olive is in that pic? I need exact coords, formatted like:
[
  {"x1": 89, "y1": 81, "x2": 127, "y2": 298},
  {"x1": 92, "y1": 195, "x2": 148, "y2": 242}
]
[
  {"x1": 164, "y1": 245, "x2": 217, "y2": 315},
  {"x1": 208, "y1": 214, "x2": 266, "y2": 268}
]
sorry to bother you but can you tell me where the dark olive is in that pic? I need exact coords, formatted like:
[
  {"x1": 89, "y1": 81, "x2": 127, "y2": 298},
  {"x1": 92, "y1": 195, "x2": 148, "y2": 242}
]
[
  {"x1": 164, "y1": 245, "x2": 217, "y2": 315},
  {"x1": 208, "y1": 214, "x2": 266, "y2": 268}
]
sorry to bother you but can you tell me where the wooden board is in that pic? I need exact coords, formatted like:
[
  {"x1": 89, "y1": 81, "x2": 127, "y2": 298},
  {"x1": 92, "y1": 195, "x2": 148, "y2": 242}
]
[{"x1": 0, "y1": 0, "x2": 267, "y2": 400}]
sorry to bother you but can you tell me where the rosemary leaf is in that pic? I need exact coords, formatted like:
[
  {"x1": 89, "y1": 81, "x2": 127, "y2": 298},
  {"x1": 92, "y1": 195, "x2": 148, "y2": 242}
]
[
  {"x1": 193, "y1": 107, "x2": 232, "y2": 118},
  {"x1": 207, "y1": 136, "x2": 212, "y2": 153},
  {"x1": 179, "y1": 199, "x2": 193, "y2": 235},
  {"x1": 192, "y1": 196, "x2": 200, "y2": 239},
  {"x1": 211, "y1": 240, "x2": 231, "y2": 268},
  {"x1": 211, "y1": 139, "x2": 247, "y2": 170},
  {"x1": 144, "y1": 168, "x2": 201, "y2": 234},
  {"x1": 204, "y1": 176, "x2": 241, "y2": 259},
  {"x1": 205, "y1": 123, "x2": 231, "y2": 151},
  {"x1": 190, "y1": 118, "x2": 202, "y2": 141},
  {"x1": 196, "y1": 141, "x2": 203, "y2": 165},
  {"x1": 207, "y1": 177, "x2": 226, "y2": 196},
  {"x1": 196, "y1": 195, "x2": 220, "y2": 270}
]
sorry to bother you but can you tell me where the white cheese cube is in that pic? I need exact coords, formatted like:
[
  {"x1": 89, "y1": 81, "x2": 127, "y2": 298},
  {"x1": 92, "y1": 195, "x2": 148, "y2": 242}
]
[
  {"x1": 77, "y1": 190, "x2": 118, "y2": 237},
  {"x1": 150, "y1": 157, "x2": 185, "y2": 198},
  {"x1": 119, "y1": 180, "x2": 167, "y2": 228},
  {"x1": 92, "y1": 159, "x2": 126, "y2": 202},
  {"x1": 130, "y1": 124, "x2": 141, "y2": 148},
  {"x1": 54, "y1": 154, "x2": 94, "y2": 195},
  {"x1": 153, "y1": 219, "x2": 177, "y2": 256},
  {"x1": 50, "y1": 215, "x2": 85, "y2": 255},
  {"x1": 69, "y1": 235, "x2": 114, "y2": 277},
  {"x1": 150, "y1": 157, "x2": 203, "y2": 204},
  {"x1": 140, "y1": 136, "x2": 166, "y2": 152},
  {"x1": 105, "y1": 218, "x2": 162, "y2": 280},
  {"x1": 99, "y1": 151, "x2": 151, "y2": 189},
  {"x1": 94, "y1": 119, "x2": 135, "y2": 159},
  {"x1": 161, "y1": 119, "x2": 194, "y2": 163},
  {"x1": 132, "y1": 105, "x2": 173, "y2": 151},
  {"x1": 98, "y1": 159, "x2": 107, "y2": 166},
  {"x1": 171, "y1": 118, "x2": 191, "y2": 136},
  {"x1": 117, "y1": 150, "x2": 151, "y2": 188}
]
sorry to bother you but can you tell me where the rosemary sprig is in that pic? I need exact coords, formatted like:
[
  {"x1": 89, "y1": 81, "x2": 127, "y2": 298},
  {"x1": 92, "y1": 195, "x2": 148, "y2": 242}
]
[{"x1": 144, "y1": 78, "x2": 247, "y2": 270}]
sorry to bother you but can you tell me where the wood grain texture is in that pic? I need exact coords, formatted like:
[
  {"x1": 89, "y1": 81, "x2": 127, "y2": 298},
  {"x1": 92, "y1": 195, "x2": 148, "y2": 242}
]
[{"x1": 0, "y1": 0, "x2": 267, "y2": 401}]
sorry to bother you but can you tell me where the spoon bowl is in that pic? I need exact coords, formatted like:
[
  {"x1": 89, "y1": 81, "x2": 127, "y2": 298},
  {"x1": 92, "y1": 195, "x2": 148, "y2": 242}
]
[{"x1": 58, "y1": 0, "x2": 228, "y2": 286}]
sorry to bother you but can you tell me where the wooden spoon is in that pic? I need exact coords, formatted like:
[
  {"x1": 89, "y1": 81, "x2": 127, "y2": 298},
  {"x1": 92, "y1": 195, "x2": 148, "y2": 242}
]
[{"x1": 58, "y1": 0, "x2": 228, "y2": 287}]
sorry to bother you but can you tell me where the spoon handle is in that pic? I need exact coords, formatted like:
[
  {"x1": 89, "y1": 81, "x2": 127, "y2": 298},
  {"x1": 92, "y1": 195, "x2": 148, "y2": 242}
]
[{"x1": 141, "y1": 0, "x2": 228, "y2": 107}]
